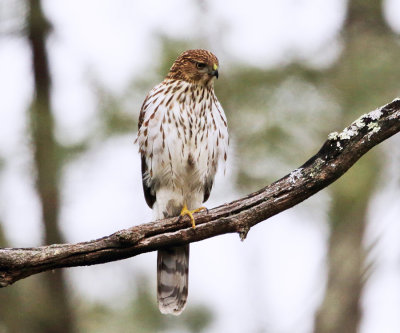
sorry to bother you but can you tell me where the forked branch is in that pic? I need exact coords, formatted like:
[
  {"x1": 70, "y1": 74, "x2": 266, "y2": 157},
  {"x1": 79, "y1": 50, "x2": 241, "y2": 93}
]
[{"x1": 1, "y1": 98, "x2": 399, "y2": 287}]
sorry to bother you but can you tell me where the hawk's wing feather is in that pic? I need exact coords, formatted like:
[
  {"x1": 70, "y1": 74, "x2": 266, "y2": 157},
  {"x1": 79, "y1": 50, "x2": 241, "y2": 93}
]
[
  {"x1": 138, "y1": 93, "x2": 156, "y2": 208},
  {"x1": 141, "y1": 156, "x2": 156, "y2": 208},
  {"x1": 203, "y1": 177, "x2": 213, "y2": 203}
]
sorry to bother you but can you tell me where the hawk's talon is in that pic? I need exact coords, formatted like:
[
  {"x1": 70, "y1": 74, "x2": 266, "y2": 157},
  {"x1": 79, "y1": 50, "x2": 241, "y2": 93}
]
[{"x1": 180, "y1": 204, "x2": 207, "y2": 229}]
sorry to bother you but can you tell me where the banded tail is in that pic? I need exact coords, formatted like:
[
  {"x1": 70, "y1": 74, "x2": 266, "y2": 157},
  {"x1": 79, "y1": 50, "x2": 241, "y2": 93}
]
[{"x1": 157, "y1": 245, "x2": 189, "y2": 315}]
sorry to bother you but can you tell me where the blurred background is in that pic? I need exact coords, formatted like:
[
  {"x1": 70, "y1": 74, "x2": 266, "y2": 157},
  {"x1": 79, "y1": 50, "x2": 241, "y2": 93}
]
[{"x1": 1, "y1": 0, "x2": 400, "y2": 332}]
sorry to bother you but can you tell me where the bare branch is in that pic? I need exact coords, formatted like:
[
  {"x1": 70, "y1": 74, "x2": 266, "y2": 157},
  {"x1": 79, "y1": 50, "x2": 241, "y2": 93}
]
[{"x1": 1, "y1": 98, "x2": 399, "y2": 287}]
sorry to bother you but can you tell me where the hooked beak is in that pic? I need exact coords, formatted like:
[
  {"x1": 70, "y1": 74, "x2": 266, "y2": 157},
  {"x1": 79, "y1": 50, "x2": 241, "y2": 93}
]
[
  {"x1": 210, "y1": 63, "x2": 219, "y2": 79},
  {"x1": 211, "y1": 69, "x2": 219, "y2": 79}
]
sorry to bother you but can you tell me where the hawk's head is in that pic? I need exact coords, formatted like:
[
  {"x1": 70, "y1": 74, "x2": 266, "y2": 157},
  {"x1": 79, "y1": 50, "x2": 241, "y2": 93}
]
[{"x1": 166, "y1": 49, "x2": 219, "y2": 86}]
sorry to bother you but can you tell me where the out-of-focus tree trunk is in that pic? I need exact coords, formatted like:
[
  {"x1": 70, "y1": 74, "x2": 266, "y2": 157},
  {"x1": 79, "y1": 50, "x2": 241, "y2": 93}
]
[
  {"x1": 314, "y1": 167, "x2": 377, "y2": 333},
  {"x1": 27, "y1": 1, "x2": 75, "y2": 332},
  {"x1": 314, "y1": 0, "x2": 398, "y2": 332}
]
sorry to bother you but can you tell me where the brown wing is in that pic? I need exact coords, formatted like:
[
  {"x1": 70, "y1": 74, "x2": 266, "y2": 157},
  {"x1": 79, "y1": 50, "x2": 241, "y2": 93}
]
[
  {"x1": 141, "y1": 156, "x2": 156, "y2": 208},
  {"x1": 203, "y1": 177, "x2": 213, "y2": 203},
  {"x1": 138, "y1": 95, "x2": 156, "y2": 208}
]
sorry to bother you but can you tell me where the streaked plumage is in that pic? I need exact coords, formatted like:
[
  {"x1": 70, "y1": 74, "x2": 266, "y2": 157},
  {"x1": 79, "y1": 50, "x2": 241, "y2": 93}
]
[{"x1": 135, "y1": 49, "x2": 228, "y2": 315}]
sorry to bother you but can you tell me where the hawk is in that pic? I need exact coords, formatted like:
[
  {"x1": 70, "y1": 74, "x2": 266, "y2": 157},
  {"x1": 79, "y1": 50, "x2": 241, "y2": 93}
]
[{"x1": 135, "y1": 49, "x2": 229, "y2": 315}]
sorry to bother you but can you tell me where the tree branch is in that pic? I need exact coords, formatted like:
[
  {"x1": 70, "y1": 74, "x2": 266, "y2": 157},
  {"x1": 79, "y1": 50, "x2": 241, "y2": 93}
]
[{"x1": 1, "y1": 98, "x2": 399, "y2": 287}]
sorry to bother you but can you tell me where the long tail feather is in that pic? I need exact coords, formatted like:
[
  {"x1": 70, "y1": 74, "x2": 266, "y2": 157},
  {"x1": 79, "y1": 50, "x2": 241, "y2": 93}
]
[{"x1": 157, "y1": 245, "x2": 189, "y2": 315}]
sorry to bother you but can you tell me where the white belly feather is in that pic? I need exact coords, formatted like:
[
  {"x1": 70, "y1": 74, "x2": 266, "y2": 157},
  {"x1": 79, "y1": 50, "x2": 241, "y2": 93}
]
[{"x1": 136, "y1": 79, "x2": 228, "y2": 216}]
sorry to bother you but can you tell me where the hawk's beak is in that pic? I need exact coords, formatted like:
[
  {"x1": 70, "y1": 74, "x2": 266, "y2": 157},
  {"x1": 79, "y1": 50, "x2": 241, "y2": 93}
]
[
  {"x1": 211, "y1": 70, "x2": 219, "y2": 79},
  {"x1": 210, "y1": 63, "x2": 219, "y2": 79}
]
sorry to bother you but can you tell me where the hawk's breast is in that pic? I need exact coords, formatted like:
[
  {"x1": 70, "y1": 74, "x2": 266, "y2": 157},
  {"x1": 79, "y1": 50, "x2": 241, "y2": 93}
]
[{"x1": 137, "y1": 79, "x2": 228, "y2": 195}]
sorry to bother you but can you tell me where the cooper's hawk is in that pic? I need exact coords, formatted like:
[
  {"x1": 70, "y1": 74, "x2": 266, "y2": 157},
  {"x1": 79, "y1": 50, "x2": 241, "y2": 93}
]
[{"x1": 135, "y1": 49, "x2": 229, "y2": 315}]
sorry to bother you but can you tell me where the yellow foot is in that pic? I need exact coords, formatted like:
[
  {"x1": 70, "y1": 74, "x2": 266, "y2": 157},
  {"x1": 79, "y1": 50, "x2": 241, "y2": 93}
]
[{"x1": 180, "y1": 204, "x2": 207, "y2": 228}]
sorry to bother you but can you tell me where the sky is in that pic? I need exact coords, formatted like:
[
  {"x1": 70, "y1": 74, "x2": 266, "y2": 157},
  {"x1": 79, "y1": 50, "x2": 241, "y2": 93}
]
[{"x1": 1, "y1": 1, "x2": 400, "y2": 332}]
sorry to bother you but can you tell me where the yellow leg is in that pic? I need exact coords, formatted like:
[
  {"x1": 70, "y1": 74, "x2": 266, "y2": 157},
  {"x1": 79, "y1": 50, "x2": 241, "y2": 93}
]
[{"x1": 180, "y1": 204, "x2": 207, "y2": 228}]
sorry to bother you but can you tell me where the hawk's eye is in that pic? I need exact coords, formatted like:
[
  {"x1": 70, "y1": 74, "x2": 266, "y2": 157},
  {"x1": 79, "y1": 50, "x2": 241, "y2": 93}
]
[{"x1": 196, "y1": 62, "x2": 207, "y2": 70}]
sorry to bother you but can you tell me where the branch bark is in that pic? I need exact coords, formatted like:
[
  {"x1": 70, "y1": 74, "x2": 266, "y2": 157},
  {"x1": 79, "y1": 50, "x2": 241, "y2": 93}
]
[{"x1": 1, "y1": 98, "x2": 399, "y2": 287}]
